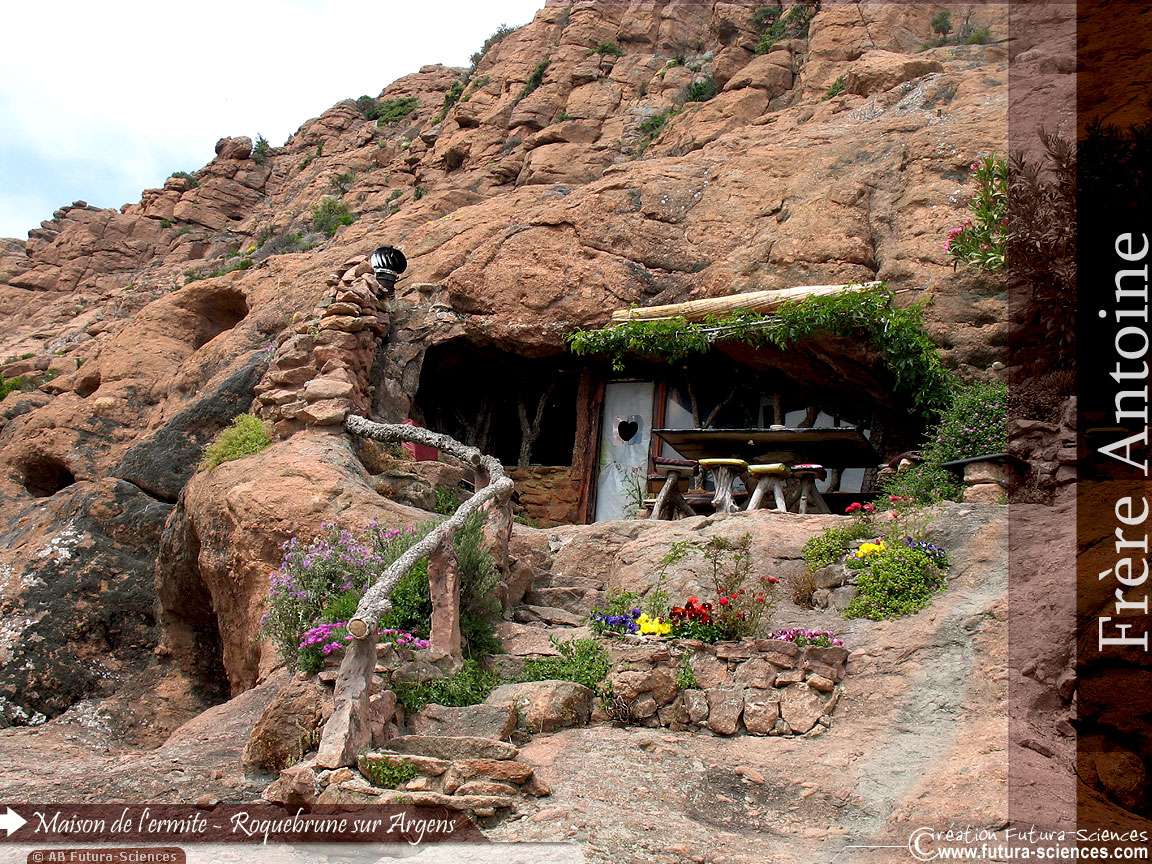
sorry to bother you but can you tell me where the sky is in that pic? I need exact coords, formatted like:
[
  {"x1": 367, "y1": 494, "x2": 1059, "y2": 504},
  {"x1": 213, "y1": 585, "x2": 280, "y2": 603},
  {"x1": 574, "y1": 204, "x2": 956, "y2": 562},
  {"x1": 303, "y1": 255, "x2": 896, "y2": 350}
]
[{"x1": 0, "y1": 0, "x2": 542, "y2": 239}]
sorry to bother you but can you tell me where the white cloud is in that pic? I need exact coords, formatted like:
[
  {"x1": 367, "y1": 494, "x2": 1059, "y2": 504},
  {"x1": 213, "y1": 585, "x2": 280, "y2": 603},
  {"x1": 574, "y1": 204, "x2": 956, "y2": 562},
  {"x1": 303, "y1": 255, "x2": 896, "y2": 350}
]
[{"x1": 0, "y1": 0, "x2": 541, "y2": 237}]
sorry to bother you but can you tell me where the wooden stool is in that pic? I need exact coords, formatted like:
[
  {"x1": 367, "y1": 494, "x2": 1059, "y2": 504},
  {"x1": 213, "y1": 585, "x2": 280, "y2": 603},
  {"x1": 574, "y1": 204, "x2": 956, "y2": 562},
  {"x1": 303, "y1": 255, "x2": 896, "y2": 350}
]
[
  {"x1": 745, "y1": 463, "x2": 789, "y2": 512},
  {"x1": 791, "y1": 464, "x2": 830, "y2": 514},
  {"x1": 650, "y1": 458, "x2": 698, "y2": 521},
  {"x1": 699, "y1": 458, "x2": 748, "y2": 514}
]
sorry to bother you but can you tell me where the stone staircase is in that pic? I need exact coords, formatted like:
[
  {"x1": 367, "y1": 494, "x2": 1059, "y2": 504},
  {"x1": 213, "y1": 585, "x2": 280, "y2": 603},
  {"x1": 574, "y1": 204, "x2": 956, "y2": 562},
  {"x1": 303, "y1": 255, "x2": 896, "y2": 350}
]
[{"x1": 324, "y1": 734, "x2": 549, "y2": 819}]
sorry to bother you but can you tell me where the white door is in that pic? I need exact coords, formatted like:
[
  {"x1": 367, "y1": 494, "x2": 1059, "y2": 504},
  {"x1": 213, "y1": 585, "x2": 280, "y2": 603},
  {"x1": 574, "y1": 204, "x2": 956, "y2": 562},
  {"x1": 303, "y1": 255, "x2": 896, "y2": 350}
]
[{"x1": 594, "y1": 381, "x2": 655, "y2": 522}]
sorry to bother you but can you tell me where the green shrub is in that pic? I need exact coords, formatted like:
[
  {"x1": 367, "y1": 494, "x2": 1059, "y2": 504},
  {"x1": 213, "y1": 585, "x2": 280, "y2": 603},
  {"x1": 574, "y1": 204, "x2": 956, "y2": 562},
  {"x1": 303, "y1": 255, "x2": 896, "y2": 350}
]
[
  {"x1": 391, "y1": 659, "x2": 500, "y2": 714},
  {"x1": 257, "y1": 229, "x2": 318, "y2": 256},
  {"x1": 965, "y1": 27, "x2": 991, "y2": 45},
  {"x1": 252, "y1": 134, "x2": 271, "y2": 164},
  {"x1": 756, "y1": 3, "x2": 817, "y2": 54},
  {"x1": 684, "y1": 76, "x2": 717, "y2": 103},
  {"x1": 925, "y1": 381, "x2": 1007, "y2": 462},
  {"x1": 470, "y1": 24, "x2": 516, "y2": 70},
  {"x1": 676, "y1": 654, "x2": 699, "y2": 690},
  {"x1": 433, "y1": 486, "x2": 458, "y2": 515},
  {"x1": 637, "y1": 109, "x2": 678, "y2": 151},
  {"x1": 931, "y1": 10, "x2": 952, "y2": 36},
  {"x1": 355, "y1": 95, "x2": 382, "y2": 120},
  {"x1": 0, "y1": 376, "x2": 28, "y2": 401},
  {"x1": 824, "y1": 76, "x2": 845, "y2": 99},
  {"x1": 199, "y1": 414, "x2": 271, "y2": 471},
  {"x1": 435, "y1": 80, "x2": 465, "y2": 122},
  {"x1": 377, "y1": 553, "x2": 432, "y2": 636},
  {"x1": 844, "y1": 544, "x2": 946, "y2": 620},
  {"x1": 878, "y1": 463, "x2": 964, "y2": 505},
  {"x1": 183, "y1": 256, "x2": 253, "y2": 283},
  {"x1": 330, "y1": 171, "x2": 356, "y2": 194},
  {"x1": 169, "y1": 170, "x2": 199, "y2": 188},
  {"x1": 413, "y1": 186, "x2": 425, "y2": 200},
  {"x1": 591, "y1": 42, "x2": 624, "y2": 57},
  {"x1": 159, "y1": 219, "x2": 173, "y2": 229},
  {"x1": 262, "y1": 522, "x2": 432, "y2": 670},
  {"x1": 520, "y1": 60, "x2": 550, "y2": 99},
  {"x1": 454, "y1": 511, "x2": 503, "y2": 658},
  {"x1": 802, "y1": 519, "x2": 875, "y2": 571},
  {"x1": 360, "y1": 758, "x2": 418, "y2": 789},
  {"x1": 518, "y1": 637, "x2": 611, "y2": 690},
  {"x1": 375, "y1": 97, "x2": 420, "y2": 124},
  {"x1": 312, "y1": 197, "x2": 355, "y2": 237}
]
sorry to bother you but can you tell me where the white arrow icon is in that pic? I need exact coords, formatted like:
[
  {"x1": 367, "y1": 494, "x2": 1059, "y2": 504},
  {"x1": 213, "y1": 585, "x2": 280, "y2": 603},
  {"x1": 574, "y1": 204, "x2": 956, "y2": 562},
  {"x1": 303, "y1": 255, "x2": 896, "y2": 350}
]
[{"x1": 0, "y1": 807, "x2": 26, "y2": 836}]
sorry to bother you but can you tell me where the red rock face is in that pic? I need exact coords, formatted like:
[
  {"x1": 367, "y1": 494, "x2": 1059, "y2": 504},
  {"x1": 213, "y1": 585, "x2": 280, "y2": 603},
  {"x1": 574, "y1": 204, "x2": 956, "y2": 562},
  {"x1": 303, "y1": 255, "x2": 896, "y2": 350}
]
[{"x1": 0, "y1": 2, "x2": 1033, "y2": 731}]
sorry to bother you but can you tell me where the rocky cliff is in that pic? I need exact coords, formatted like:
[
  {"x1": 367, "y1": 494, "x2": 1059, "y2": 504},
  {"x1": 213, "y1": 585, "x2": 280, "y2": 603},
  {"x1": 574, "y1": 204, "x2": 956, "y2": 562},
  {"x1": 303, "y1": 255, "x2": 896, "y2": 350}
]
[{"x1": 0, "y1": 3, "x2": 1085, "y2": 845}]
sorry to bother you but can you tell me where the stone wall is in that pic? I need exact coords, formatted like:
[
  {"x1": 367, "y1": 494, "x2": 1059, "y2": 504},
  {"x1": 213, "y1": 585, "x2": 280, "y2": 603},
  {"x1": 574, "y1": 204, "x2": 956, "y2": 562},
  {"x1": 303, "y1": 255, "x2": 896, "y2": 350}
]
[
  {"x1": 507, "y1": 466, "x2": 581, "y2": 527},
  {"x1": 253, "y1": 255, "x2": 384, "y2": 437},
  {"x1": 601, "y1": 637, "x2": 848, "y2": 737}
]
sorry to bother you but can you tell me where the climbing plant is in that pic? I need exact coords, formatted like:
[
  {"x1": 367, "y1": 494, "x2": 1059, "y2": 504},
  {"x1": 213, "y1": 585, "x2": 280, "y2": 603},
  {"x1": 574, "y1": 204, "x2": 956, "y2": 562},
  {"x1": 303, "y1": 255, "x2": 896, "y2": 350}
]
[{"x1": 567, "y1": 285, "x2": 954, "y2": 415}]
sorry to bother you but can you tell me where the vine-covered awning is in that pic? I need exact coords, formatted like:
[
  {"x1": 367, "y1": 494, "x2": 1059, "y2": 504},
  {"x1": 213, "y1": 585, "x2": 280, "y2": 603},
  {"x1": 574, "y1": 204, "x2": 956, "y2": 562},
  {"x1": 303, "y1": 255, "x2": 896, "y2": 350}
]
[{"x1": 567, "y1": 283, "x2": 953, "y2": 417}]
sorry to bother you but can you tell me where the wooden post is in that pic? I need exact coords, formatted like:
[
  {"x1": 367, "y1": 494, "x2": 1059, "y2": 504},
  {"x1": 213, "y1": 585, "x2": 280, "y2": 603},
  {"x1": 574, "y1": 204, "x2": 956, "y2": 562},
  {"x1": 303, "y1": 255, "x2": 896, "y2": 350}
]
[
  {"x1": 428, "y1": 542, "x2": 461, "y2": 660},
  {"x1": 571, "y1": 371, "x2": 603, "y2": 524},
  {"x1": 711, "y1": 466, "x2": 740, "y2": 513},
  {"x1": 321, "y1": 416, "x2": 514, "y2": 761},
  {"x1": 314, "y1": 635, "x2": 377, "y2": 768}
]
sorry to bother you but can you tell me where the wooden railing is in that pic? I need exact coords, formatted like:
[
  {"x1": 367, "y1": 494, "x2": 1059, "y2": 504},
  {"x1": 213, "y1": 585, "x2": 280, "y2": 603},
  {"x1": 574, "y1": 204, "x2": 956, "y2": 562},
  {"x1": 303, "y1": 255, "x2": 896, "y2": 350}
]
[{"x1": 315, "y1": 416, "x2": 514, "y2": 768}]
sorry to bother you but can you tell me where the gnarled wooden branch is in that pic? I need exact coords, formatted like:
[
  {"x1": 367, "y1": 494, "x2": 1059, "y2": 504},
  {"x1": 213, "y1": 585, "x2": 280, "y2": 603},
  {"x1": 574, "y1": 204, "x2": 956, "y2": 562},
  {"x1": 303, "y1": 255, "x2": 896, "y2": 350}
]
[{"x1": 342, "y1": 415, "x2": 513, "y2": 639}]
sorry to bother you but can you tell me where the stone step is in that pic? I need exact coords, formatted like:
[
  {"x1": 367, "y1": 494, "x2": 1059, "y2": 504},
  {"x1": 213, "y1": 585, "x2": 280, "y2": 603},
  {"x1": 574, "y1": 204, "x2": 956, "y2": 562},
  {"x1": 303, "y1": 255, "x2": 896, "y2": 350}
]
[
  {"x1": 381, "y1": 735, "x2": 519, "y2": 761},
  {"x1": 531, "y1": 573, "x2": 605, "y2": 592},
  {"x1": 513, "y1": 604, "x2": 584, "y2": 627},
  {"x1": 523, "y1": 586, "x2": 600, "y2": 615},
  {"x1": 380, "y1": 790, "x2": 517, "y2": 816}
]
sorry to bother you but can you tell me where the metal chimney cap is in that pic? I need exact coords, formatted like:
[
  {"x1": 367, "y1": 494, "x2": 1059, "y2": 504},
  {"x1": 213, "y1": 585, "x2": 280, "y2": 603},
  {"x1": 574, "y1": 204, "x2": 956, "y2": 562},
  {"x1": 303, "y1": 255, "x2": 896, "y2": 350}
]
[{"x1": 370, "y1": 245, "x2": 407, "y2": 281}]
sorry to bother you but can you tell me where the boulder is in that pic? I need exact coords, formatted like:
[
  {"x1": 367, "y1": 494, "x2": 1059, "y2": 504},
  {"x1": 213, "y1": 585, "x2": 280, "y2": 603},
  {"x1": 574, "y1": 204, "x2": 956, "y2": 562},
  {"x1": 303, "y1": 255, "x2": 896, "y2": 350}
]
[
  {"x1": 409, "y1": 703, "x2": 517, "y2": 740},
  {"x1": 683, "y1": 689, "x2": 710, "y2": 725},
  {"x1": 243, "y1": 676, "x2": 332, "y2": 772},
  {"x1": 485, "y1": 680, "x2": 594, "y2": 733},
  {"x1": 843, "y1": 50, "x2": 944, "y2": 96},
  {"x1": 382, "y1": 735, "x2": 519, "y2": 761}
]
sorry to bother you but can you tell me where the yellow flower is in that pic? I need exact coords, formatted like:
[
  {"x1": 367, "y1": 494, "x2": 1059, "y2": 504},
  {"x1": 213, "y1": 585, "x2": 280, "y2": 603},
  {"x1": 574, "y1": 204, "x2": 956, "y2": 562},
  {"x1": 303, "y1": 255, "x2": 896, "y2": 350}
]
[
  {"x1": 856, "y1": 541, "x2": 886, "y2": 558},
  {"x1": 636, "y1": 614, "x2": 671, "y2": 636}
]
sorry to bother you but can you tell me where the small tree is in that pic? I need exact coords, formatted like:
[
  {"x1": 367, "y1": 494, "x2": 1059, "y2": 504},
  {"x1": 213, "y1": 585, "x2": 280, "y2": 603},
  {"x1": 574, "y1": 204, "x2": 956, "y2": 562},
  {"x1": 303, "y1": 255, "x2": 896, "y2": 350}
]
[
  {"x1": 252, "y1": 134, "x2": 271, "y2": 164},
  {"x1": 931, "y1": 10, "x2": 953, "y2": 37}
]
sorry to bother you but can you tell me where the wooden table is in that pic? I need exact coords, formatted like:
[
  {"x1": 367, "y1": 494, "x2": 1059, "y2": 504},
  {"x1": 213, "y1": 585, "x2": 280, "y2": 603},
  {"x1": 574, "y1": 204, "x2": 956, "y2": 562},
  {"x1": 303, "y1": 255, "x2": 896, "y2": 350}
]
[
  {"x1": 653, "y1": 427, "x2": 878, "y2": 514},
  {"x1": 653, "y1": 428, "x2": 878, "y2": 466}
]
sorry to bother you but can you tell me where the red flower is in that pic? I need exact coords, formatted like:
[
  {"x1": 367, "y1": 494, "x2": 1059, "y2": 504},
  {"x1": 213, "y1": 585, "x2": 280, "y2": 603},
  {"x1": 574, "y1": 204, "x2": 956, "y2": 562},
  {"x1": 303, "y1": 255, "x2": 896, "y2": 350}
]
[
  {"x1": 686, "y1": 596, "x2": 699, "y2": 605},
  {"x1": 845, "y1": 502, "x2": 862, "y2": 514},
  {"x1": 766, "y1": 576, "x2": 780, "y2": 584},
  {"x1": 863, "y1": 503, "x2": 876, "y2": 514},
  {"x1": 719, "y1": 596, "x2": 729, "y2": 606},
  {"x1": 755, "y1": 594, "x2": 765, "y2": 603}
]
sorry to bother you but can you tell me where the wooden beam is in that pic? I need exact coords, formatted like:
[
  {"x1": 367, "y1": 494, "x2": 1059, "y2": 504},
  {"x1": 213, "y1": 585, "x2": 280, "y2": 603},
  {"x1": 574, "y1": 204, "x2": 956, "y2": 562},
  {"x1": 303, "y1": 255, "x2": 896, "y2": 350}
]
[{"x1": 610, "y1": 282, "x2": 878, "y2": 323}]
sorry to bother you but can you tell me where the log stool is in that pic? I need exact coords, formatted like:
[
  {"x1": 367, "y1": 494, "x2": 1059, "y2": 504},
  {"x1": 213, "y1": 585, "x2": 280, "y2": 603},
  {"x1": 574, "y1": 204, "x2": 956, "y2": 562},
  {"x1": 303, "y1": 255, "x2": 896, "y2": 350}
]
[
  {"x1": 650, "y1": 457, "x2": 699, "y2": 521},
  {"x1": 745, "y1": 463, "x2": 789, "y2": 512},
  {"x1": 791, "y1": 464, "x2": 830, "y2": 514},
  {"x1": 699, "y1": 458, "x2": 748, "y2": 514}
]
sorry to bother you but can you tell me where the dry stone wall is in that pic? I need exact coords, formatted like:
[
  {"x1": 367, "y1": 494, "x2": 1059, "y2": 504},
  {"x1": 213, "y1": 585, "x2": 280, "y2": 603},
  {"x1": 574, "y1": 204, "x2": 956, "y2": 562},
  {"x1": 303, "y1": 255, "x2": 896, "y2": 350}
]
[
  {"x1": 254, "y1": 255, "x2": 385, "y2": 436},
  {"x1": 601, "y1": 637, "x2": 847, "y2": 737}
]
